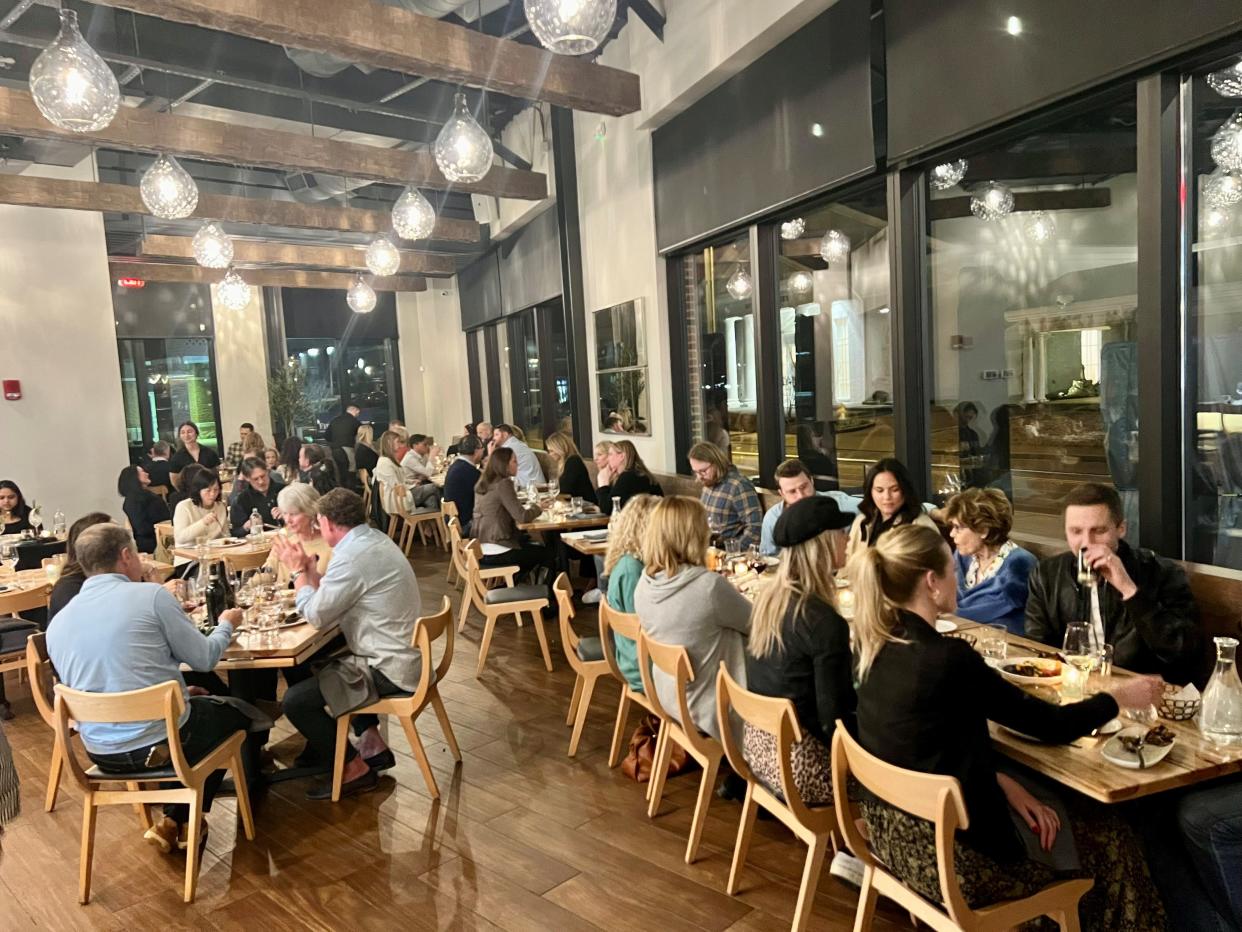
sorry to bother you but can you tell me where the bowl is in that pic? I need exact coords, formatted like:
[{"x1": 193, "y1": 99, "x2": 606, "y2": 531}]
[{"x1": 1158, "y1": 685, "x2": 1201, "y2": 721}]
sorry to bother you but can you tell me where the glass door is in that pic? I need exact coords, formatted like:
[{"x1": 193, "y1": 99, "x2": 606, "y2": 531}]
[{"x1": 118, "y1": 337, "x2": 222, "y2": 462}]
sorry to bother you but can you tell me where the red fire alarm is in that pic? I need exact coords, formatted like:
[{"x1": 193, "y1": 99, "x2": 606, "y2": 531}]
[{"x1": 3, "y1": 380, "x2": 20, "y2": 400}]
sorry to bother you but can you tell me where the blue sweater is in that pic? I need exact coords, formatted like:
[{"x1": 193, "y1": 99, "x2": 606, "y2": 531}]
[{"x1": 954, "y1": 545, "x2": 1037, "y2": 634}]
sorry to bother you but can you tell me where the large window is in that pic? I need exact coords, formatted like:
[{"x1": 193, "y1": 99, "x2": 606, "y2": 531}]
[
  {"x1": 927, "y1": 98, "x2": 1138, "y2": 539},
  {"x1": 775, "y1": 189, "x2": 893, "y2": 492}
]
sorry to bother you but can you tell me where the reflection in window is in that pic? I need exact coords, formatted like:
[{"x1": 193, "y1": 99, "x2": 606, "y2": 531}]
[
  {"x1": 928, "y1": 98, "x2": 1138, "y2": 539},
  {"x1": 117, "y1": 338, "x2": 220, "y2": 459}
]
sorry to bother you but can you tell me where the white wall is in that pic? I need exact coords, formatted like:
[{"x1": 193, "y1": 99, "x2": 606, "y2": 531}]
[
  {"x1": 0, "y1": 157, "x2": 129, "y2": 523},
  {"x1": 396, "y1": 281, "x2": 473, "y2": 445},
  {"x1": 212, "y1": 286, "x2": 274, "y2": 447}
]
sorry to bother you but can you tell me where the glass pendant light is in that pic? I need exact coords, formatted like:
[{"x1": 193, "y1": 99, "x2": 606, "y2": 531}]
[
  {"x1": 524, "y1": 0, "x2": 617, "y2": 55},
  {"x1": 347, "y1": 274, "x2": 377, "y2": 314},
  {"x1": 1211, "y1": 111, "x2": 1242, "y2": 172},
  {"x1": 434, "y1": 93, "x2": 494, "y2": 183},
  {"x1": 191, "y1": 221, "x2": 233, "y2": 269},
  {"x1": 725, "y1": 267, "x2": 753, "y2": 301},
  {"x1": 970, "y1": 181, "x2": 1014, "y2": 221},
  {"x1": 29, "y1": 9, "x2": 120, "y2": 133},
  {"x1": 930, "y1": 159, "x2": 968, "y2": 191},
  {"x1": 391, "y1": 187, "x2": 436, "y2": 241},
  {"x1": 787, "y1": 271, "x2": 813, "y2": 296},
  {"x1": 214, "y1": 268, "x2": 252, "y2": 311},
  {"x1": 1024, "y1": 210, "x2": 1056, "y2": 244},
  {"x1": 1205, "y1": 168, "x2": 1242, "y2": 209},
  {"x1": 140, "y1": 154, "x2": 199, "y2": 219},
  {"x1": 1209, "y1": 61, "x2": 1242, "y2": 98},
  {"x1": 780, "y1": 218, "x2": 805, "y2": 240},
  {"x1": 364, "y1": 234, "x2": 401, "y2": 277},
  {"x1": 819, "y1": 229, "x2": 851, "y2": 263},
  {"x1": 1205, "y1": 205, "x2": 1232, "y2": 235}
]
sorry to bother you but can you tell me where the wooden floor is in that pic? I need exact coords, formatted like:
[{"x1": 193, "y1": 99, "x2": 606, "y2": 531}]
[{"x1": 0, "y1": 545, "x2": 906, "y2": 931}]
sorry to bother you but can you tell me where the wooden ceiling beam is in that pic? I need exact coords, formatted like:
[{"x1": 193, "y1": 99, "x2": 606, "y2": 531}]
[
  {"x1": 139, "y1": 233, "x2": 456, "y2": 276},
  {"x1": 0, "y1": 174, "x2": 481, "y2": 243},
  {"x1": 0, "y1": 87, "x2": 547, "y2": 200},
  {"x1": 90, "y1": 0, "x2": 641, "y2": 116},
  {"x1": 109, "y1": 259, "x2": 427, "y2": 292}
]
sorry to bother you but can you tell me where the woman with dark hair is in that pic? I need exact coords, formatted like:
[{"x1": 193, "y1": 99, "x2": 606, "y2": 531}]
[
  {"x1": 168, "y1": 421, "x2": 221, "y2": 472},
  {"x1": 846, "y1": 457, "x2": 937, "y2": 557},
  {"x1": 47, "y1": 512, "x2": 114, "y2": 620},
  {"x1": 118, "y1": 465, "x2": 171, "y2": 555},
  {"x1": 277, "y1": 436, "x2": 302, "y2": 484},
  {"x1": 299, "y1": 443, "x2": 340, "y2": 496},
  {"x1": 0, "y1": 481, "x2": 31, "y2": 534},
  {"x1": 472, "y1": 447, "x2": 554, "y2": 598},
  {"x1": 595, "y1": 440, "x2": 663, "y2": 515},
  {"x1": 171, "y1": 463, "x2": 228, "y2": 564}
]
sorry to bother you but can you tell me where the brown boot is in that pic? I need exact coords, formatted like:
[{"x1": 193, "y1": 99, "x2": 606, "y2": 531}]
[{"x1": 143, "y1": 816, "x2": 179, "y2": 854}]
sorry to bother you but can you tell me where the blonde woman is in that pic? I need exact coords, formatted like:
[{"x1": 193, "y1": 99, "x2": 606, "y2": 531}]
[
  {"x1": 596, "y1": 439, "x2": 662, "y2": 515},
  {"x1": 850, "y1": 524, "x2": 1165, "y2": 930},
  {"x1": 602, "y1": 494, "x2": 657, "y2": 692},
  {"x1": 373, "y1": 429, "x2": 413, "y2": 516},
  {"x1": 743, "y1": 497, "x2": 855, "y2": 806},
  {"x1": 633, "y1": 496, "x2": 750, "y2": 741},
  {"x1": 354, "y1": 423, "x2": 380, "y2": 475},
  {"x1": 544, "y1": 431, "x2": 596, "y2": 505},
  {"x1": 263, "y1": 483, "x2": 332, "y2": 585}
]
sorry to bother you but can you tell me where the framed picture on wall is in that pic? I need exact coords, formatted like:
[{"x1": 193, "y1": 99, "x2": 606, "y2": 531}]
[{"x1": 594, "y1": 299, "x2": 651, "y2": 436}]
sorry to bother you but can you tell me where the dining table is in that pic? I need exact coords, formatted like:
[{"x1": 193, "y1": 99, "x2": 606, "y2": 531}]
[
  {"x1": 562, "y1": 529, "x2": 610, "y2": 557},
  {"x1": 171, "y1": 532, "x2": 277, "y2": 565},
  {"x1": 518, "y1": 510, "x2": 610, "y2": 534},
  {"x1": 215, "y1": 617, "x2": 340, "y2": 671}
]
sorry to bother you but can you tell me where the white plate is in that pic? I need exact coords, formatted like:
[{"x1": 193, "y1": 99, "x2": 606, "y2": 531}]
[
  {"x1": 1101, "y1": 728, "x2": 1175, "y2": 769},
  {"x1": 935, "y1": 618, "x2": 958, "y2": 633},
  {"x1": 998, "y1": 657, "x2": 1064, "y2": 686},
  {"x1": 1096, "y1": 718, "x2": 1122, "y2": 735}
]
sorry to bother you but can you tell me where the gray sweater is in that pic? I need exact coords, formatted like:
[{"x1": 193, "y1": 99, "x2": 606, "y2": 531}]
[{"x1": 633, "y1": 566, "x2": 752, "y2": 740}]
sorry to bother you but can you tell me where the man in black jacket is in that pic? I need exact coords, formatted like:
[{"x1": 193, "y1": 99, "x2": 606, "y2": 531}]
[
  {"x1": 325, "y1": 405, "x2": 361, "y2": 449},
  {"x1": 229, "y1": 457, "x2": 284, "y2": 537},
  {"x1": 1024, "y1": 482, "x2": 1200, "y2": 685},
  {"x1": 442, "y1": 436, "x2": 483, "y2": 535}
]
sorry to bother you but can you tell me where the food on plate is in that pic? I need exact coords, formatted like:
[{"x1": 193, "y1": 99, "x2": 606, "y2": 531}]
[{"x1": 1002, "y1": 658, "x2": 1062, "y2": 679}]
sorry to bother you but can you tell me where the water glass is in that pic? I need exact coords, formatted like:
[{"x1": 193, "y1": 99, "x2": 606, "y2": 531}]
[
  {"x1": 571, "y1": 496, "x2": 584, "y2": 515},
  {"x1": 0, "y1": 543, "x2": 17, "y2": 574},
  {"x1": 1088, "y1": 643, "x2": 1114, "y2": 695},
  {"x1": 980, "y1": 623, "x2": 1008, "y2": 661},
  {"x1": 1061, "y1": 660, "x2": 1087, "y2": 702}
]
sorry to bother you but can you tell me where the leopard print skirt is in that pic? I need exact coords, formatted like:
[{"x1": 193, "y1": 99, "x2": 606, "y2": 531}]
[{"x1": 741, "y1": 723, "x2": 833, "y2": 806}]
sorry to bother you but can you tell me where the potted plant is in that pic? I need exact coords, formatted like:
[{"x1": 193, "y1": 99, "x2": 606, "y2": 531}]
[{"x1": 268, "y1": 360, "x2": 313, "y2": 443}]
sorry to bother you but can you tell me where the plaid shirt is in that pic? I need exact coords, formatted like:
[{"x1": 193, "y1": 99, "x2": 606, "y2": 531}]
[
  {"x1": 224, "y1": 441, "x2": 245, "y2": 468},
  {"x1": 701, "y1": 467, "x2": 762, "y2": 550}
]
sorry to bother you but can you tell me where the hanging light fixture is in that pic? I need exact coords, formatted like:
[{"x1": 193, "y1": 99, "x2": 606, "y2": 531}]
[
  {"x1": 819, "y1": 229, "x2": 851, "y2": 263},
  {"x1": 524, "y1": 0, "x2": 617, "y2": 55},
  {"x1": 347, "y1": 274, "x2": 377, "y2": 314},
  {"x1": 1211, "y1": 111, "x2": 1242, "y2": 172},
  {"x1": 725, "y1": 267, "x2": 753, "y2": 301},
  {"x1": 28, "y1": 9, "x2": 120, "y2": 133},
  {"x1": 970, "y1": 181, "x2": 1015, "y2": 221},
  {"x1": 930, "y1": 159, "x2": 968, "y2": 191},
  {"x1": 140, "y1": 154, "x2": 199, "y2": 219},
  {"x1": 1024, "y1": 210, "x2": 1056, "y2": 244},
  {"x1": 434, "y1": 92, "x2": 494, "y2": 183},
  {"x1": 213, "y1": 268, "x2": 252, "y2": 311},
  {"x1": 364, "y1": 234, "x2": 401, "y2": 277},
  {"x1": 1204, "y1": 205, "x2": 1232, "y2": 234},
  {"x1": 779, "y1": 218, "x2": 806, "y2": 240},
  {"x1": 191, "y1": 221, "x2": 233, "y2": 269},
  {"x1": 1205, "y1": 168, "x2": 1242, "y2": 209},
  {"x1": 787, "y1": 271, "x2": 813, "y2": 295},
  {"x1": 1208, "y1": 60, "x2": 1242, "y2": 98},
  {"x1": 391, "y1": 187, "x2": 436, "y2": 241}
]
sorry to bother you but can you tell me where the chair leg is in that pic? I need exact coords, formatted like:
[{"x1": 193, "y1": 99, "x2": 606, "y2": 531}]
[
  {"x1": 531, "y1": 610, "x2": 554, "y2": 672},
  {"x1": 232, "y1": 750, "x2": 256, "y2": 840},
  {"x1": 685, "y1": 755, "x2": 721, "y2": 864},
  {"x1": 647, "y1": 725, "x2": 674, "y2": 817},
  {"x1": 566, "y1": 674, "x2": 585, "y2": 726},
  {"x1": 45, "y1": 742, "x2": 63, "y2": 813},
  {"x1": 458, "y1": 587, "x2": 472, "y2": 632},
  {"x1": 852, "y1": 865, "x2": 879, "y2": 932},
  {"x1": 727, "y1": 783, "x2": 758, "y2": 895},
  {"x1": 568, "y1": 673, "x2": 599, "y2": 758},
  {"x1": 400, "y1": 716, "x2": 439, "y2": 799},
  {"x1": 476, "y1": 611, "x2": 500, "y2": 677},
  {"x1": 1053, "y1": 908, "x2": 1082, "y2": 932},
  {"x1": 608, "y1": 692, "x2": 632, "y2": 769},
  {"x1": 183, "y1": 791, "x2": 204, "y2": 903},
  {"x1": 430, "y1": 690, "x2": 462, "y2": 762},
  {"x1": 646, "y1": 722, "x2": 667, "y2": 804},
  {"x1": 791, "y1": 833, "x2": 829, "y2": 932},
  {"x1": 445, "y1": 557, "x2": 457, "y2": 585},
  {"x1": 78, "y1": 793, "x2": 97, "y2": 905},
  {"x1": 330, "y1": 714, "x2": 353, "y2": 802},
  {"x1": 127, "y1": 782, "x2": 153, "y2": 829}
]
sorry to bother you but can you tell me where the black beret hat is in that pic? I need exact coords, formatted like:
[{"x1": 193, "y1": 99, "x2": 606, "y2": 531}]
[{"x1": 772, "y1": 496, "x2": 854, "y2": 548}]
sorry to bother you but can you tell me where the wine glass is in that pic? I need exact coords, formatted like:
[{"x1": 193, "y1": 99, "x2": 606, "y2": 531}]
[
  {"x1": 0, "y1": 543, "x2": 17, "y2": 575},
  {"x1": 1062, "y1": 622, "x2": 1096, "y2": 672},
  {"x1": 28, "y1": 508, "x2": 42, "y2": 536}
]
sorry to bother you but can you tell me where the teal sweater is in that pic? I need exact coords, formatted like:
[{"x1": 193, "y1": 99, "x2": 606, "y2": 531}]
[{"x1": 606, "y1": 554, "x2": 645, "y2": 692}]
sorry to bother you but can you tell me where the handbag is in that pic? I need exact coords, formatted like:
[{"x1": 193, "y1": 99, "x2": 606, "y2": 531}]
[{"x1": 620, "y1": 713, "x2": 695, "y2": 783}]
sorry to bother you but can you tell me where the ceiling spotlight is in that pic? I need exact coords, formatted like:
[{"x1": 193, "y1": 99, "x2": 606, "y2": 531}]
[
  {"x1": 780, "y1": 218, "x2": 806, "y2": 240},
  {"x1": 819, "y1": 229, "x2": 851, "y2": 263},
  {"x1": 391, "y1": 187, "x2": 436, "y2": 241},
  {"x1": 364, "y1": 233, "x2": 401, "y2": 277},
  {"x1": 970, "y1": 181, "x2": 1015, "y2": 221},
  {"x1": 1024, "y1": 210, "x2": 1056, "y2": 244},
  {"x1": 930, "y1": 159, "x2": 968, "y2": 191},
  {"x1": 725, "y1": 267, "x2": 753, "y2": 301},
  {"x1": 1006, "y1": 16, "x2": 1023, "y2": 35},
  {"x1": 347, "y1": 274, "x2": 377, "y2": 314},
  {"x1": 434, "y1": 92, "x2": 493, "y2": 183}
]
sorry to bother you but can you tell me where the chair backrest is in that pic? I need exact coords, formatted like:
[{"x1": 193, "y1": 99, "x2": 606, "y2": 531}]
[
  {"x1": 0, "y1": 583, "x2": 50, "y2": 615},
  {"x1": 597, "y1": 597, "x2": 630, "y2": 687},
  {"x1": 148, "y1": 484, "x2": 170, "y2": 501},
  {"x1": 411, "y1": 595, "x2": 455, "y2": 692},
  {"x1": 553, "y1": 572, "x2": 582, "y2": 662},
  {"x1": 53, "y1": 681, "x2": 196, "y2": 786},
  {"x1": 25, "y1": 631, "x2": 57, "y2": 727},
  {"x1": 716, "y1": 664, "x2": 835, "y2": 832},
  {"x1": 534, "y1": 450, "x2": 555, "y2": 483},
  {"x1": 446, "y1": 517, "x2": 468, "y2": 576},
  {"x1": 441, "y1": 499, "x2": 459, "y2": 519},
  {"x1": 831, "y1": 723, "x2": 971, "y2": 917},
  {"x1": 637, "y1": 630, "x2": 717, "y2": 756},
  {"x1": 223, "y1": 548, "x2": 269, "y2": 573},
  {"x1": 463, "y1": 540, "x2": 492, "y2": 610}
]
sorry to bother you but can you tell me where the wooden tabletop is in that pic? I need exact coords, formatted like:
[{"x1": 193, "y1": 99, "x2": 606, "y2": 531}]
[
  {"x1": 215, "y1": 619, "x2": 340, "y2": 670},
  {"x1": 172, "y1": 535, "x2": 274, "y2": 564},
  {"x1": 518, "y1": 512, "x2": 609, "y2": 533},
  {"x1": 956, "y1": 621, "x2": 1242, "y2": 803},
  {"x1": 562, "y1": 531, "x2": 610, "y2": 556}
]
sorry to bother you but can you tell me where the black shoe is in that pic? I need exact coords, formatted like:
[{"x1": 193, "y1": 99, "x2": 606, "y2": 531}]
[
  {"x1": 294, "y1": 749, "x2": 328, "y2": 771},
  {"x1": 364, "y1": 749, "x2": 396, "y2": 772},
  {"x1": 306, "y1": 768, "x2": 378, "y2": 801},
  {"x1": 716, "y1": 772, "x2": 747, "y2": 802},
  {"x1": 0, "y1": 701, "x2": 12, "y2": 722}
]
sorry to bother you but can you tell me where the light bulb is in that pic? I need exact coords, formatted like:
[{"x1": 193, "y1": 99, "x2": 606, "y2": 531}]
[
  {"x1": 1024, "y1": 210, "x2": 1056, "y2": 244},
  {"x1": 29, "y1": 9, "x2": 120, "y2": 133},
  {"x1": 930, "y1": 159, "x2": 968, "y2": 191},
  {"x1": 140, "y1": 154, "x2": 199, "y2": 219},
  {"x1": 434, "y1": 93, "x2": 493, "y2": 183},
  {"x1": 780, "y1": 218, "x2": 805, "y2": 240},
  {"x1": 1205, "y1": 168, "x2": 1242, "y2": 209},
  {"x1": 364, "y1": 234, "x2": 401, "y2": 277},
  {"x1": 725, "y1": 267, "x2": 753, "y2": 301},
  {"x1": 1205, "y1": 205, "x2": 1232, "y2": 234},
  {"x1": 970, "y1": 181, "x2": 1014, "y2": 221},
  {"x1": 214, "y1": 268, "x2": 252, "y2": 311},
  {"x1": 1211, "y1": 111, "x2": 1242, "y2": 172},
  {"x1": 347, "y1": 274, "x2": 377, "y2": 314},
  {"x1": 1208, "y1": 60, "x2": 1242, "y2": 98},
  {"x1": 525, "y1": 0, "x2": 616, "y2": 55},
  {"x1": 191, "y1": 221, "x2": 233, "y2": 269},
  {"x1": 819, "y1": 229, "x2": 851, "y2": 263},
  {"x1": 787, "y1": 271, "x2": 813, "y2": 295},
  {"x1": 391, "y1": 187, "x2": 436, "y2": 241}
]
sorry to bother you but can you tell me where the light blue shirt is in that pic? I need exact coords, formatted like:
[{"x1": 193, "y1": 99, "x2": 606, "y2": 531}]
[
  {"x1": 295, "y1": 524, "x2": 423, "y2": 691},
  {"x1": 503, "y1": 436, "x2": 546, "y2": 489},
  {"x1": 46, "y1": 573, "x2": 234, "y2": 754},
  {"x1": 759, "y1": 491, "x2": 862, "y2": 555}
]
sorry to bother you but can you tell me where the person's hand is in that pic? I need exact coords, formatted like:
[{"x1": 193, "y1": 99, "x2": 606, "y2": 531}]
[
  {"x1": 1110, "y1": 674, "x2": 1164, "y2": 711},
  {"x1": 1083, "y1": 544, "x2": 1137, "y2": 599},
  {"x1": 219, "y1": 607, "x2": 243, "y2": 627},
  {"x1": 997, "y1": 773, "x2": 1059, "y2": 851},
  {"x1": 596, "y1": 465, "x2": 612, "y2": 487},
  {"x1": 271, "y1": 535, "x2": 312, "y2": 574},
  {"x1": 187, "y1": 685, "x2": 210, "y2": 697},
  {"x1": 161, "y1": 580, "x2": 180, "y2": 596},
  {"x1": 270, "y1": 506, "x2": 282, "y2": 521}
]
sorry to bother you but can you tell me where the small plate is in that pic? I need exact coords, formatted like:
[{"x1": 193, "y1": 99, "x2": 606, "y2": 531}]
[
  {"x1": 1095, "y1": 718, "x2": 1122, "y2": 735},
  {"x1": 214, "y1": 538, "x2": 247, "y2": 548},
  {"x1": 935, "y1": 618, "x2": 958, "y2": 633},
  {"x1": 1101, "y1": 727, "x2": 1175, "y2": 770},
  {"x1": 999, "y1": 657, "x2": 1063, "y2": 685}
]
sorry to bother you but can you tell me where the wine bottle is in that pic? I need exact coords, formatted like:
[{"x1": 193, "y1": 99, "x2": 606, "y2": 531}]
[{"x1": 205, "y1": 563, "x2": 228, "y2": 627}]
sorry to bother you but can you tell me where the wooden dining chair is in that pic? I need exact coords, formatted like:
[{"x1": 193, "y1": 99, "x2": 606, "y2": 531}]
[
  {"x1": 450, "y1": 527, "x2": 516, "y2": 624},
  {"x1": 442, "y1": 501, "x2": 461, "y2": 584},
  {"x1": 222, "y1": 548, "x2": 269, "y2": 574},
  {"x1": 25, "y1": 632, "x2": 70, "y2": 812},
  {"x1": 462, "y1": 541, "x2": 552, "y2": 676},
  {"x1": 831, "y1": 725, "x2": 1093, "y2": 932},
  {"x1": 330, "y1": 596, "x2": 461, "y2": 801},
  {"x1": 598, "y1": 598, "x2": 661, "y2": 776},
  {"x1": 638, "y1": 630, "x2": 725, "y2": 863},
  {"x1": 52, "y1": 681, "x2": 256, "y2": 904},
  {"x1": 716, "y1": 665, "x2": 840, "y2": 932},
  {"x1": 554, "y1": 573, "x2": 609, "y2": 757},
  {"x1": 390, "y1": 488, "x2": 446, "y2": 553},
  {"x1": 148, "y1": 484, "x2": 171, "y2": 502},
  {"x1": 358, "y1": 469, "x2": 372, "y2": 520}
]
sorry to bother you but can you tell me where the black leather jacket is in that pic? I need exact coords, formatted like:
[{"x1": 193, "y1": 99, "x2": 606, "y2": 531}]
[{"x1": 1024, "y1": 541, "x2": 1201, "y2": 685}]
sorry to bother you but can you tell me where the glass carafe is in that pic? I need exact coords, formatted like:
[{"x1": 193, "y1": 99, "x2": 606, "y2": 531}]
[{"x1": 1201, "y1": 637, "x2": 1242, "y2": 746}]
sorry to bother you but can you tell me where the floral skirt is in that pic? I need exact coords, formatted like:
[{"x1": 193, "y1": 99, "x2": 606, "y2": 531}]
[{"x1": 741, "y1": 722, "x2": 833, "y2": 806}]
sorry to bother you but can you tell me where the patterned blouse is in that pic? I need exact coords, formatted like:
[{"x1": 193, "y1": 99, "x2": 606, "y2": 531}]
[{"x1": 964, "y1": 539, "x2": 1016, "y2": 589}]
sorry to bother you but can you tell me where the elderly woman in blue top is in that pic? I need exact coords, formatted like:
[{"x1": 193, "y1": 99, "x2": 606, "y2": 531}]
[
  {"x1": 46, "y1": 523, "x2": 247, "y2": 854},
  {"x1": 944, "y1": 487, "x2": 1036, "y2": 634}
]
